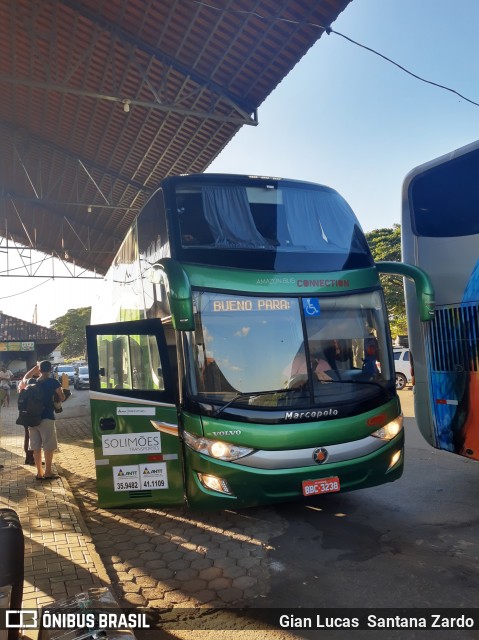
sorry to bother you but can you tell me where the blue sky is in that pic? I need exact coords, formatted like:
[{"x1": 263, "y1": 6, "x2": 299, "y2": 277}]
[
  {"x1": 208, "y1": 0, "x2": 479, "y2": 232},
  {"x1": 2, "y1": 0, "x2": 479, "y2": 327}
]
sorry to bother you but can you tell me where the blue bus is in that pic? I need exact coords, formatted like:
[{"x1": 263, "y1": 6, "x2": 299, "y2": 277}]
[{"x1": 402, "y1": 140, "x2": 479, "y2": 461}]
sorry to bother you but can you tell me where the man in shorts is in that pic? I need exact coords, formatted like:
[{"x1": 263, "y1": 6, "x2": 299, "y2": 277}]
[{"x1": 23, "y1": 360, "x2": 65, "y2": 480}]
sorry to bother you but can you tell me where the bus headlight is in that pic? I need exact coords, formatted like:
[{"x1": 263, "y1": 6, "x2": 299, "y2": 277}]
[
  {"x1": 388, "y1": 450, "x2": 402, "y2": 470},
  {"x1": 184, "y1": 431, "x2": 254, "y2": 461},
  {"x1": 197, "y1": 473, "x2": 233, "y2": 495},
  {"x1": 371, "y1": 416, "x2": 403, "y2": 440}
]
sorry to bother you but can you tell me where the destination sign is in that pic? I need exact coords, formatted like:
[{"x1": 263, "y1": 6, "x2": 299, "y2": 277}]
[{"x1": 212, "y1": 299, "x2": 292, "y2": 312}]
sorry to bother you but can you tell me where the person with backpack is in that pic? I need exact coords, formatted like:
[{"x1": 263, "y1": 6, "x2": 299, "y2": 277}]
[
  {"x1": 16, "y1": 376, "x2": 33, "y2": 464},
  {"x1": 17, "y1": 377, "x2": 37, "y2": 465},
  {"x1": 21, "y1": 360, "x2": 65, "y2": 480}
]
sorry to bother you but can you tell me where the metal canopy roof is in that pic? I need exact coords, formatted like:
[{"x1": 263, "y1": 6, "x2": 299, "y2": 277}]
[{"x1": 1, "y1": 0, "x2": 351, "y2": 276}]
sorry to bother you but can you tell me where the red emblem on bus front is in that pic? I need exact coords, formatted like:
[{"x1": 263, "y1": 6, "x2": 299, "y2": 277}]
[{"x1": 312, "y1": 448, "x2": 328, "y2": 464}]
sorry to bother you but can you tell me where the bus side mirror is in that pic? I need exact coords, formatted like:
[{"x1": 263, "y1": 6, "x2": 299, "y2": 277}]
[
  {"x1": 150, "y1": 259, "x2": 195, "y2": 331},
  {"x1": 376, "y1": 261, "x2": 435, "y2": 321}
]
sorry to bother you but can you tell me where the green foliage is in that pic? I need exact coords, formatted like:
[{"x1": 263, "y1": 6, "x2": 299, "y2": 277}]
[
  {"x1": 50, "y1": 307, "x2": 91, "y2": 359},
  {"x1": 365, "y1": 225, "x2": 408, "y2": 339}
]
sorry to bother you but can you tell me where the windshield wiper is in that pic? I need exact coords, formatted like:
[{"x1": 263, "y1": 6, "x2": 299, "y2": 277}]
[
  {"x1": 213, "y1": 388, "x2": 291, "y2": 418},
  {"x1": 211, "y1": 378, "x2": 386, "y2": 418},
  {"x1": 327, "y1": 377, "x2": 385, "y2": 386}
]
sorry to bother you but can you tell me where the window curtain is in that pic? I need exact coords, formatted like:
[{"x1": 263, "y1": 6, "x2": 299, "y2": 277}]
[
  {"x1": 281, "y1": 188, "x2": 359, "y2": 250},
  {"x1": 202, "y1": 186, "x2": 269, "y2": 248}
]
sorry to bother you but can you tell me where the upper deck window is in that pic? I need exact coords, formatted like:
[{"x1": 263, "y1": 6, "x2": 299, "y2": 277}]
[
  {"x1": 171, "y1": 177, "x2": 373, "y2": 271},
  {"x1": 409, "y1": 148, "x2": 479, "y2": 237},
  {"x1": 178, "y1": 183, "x2": 359, "y2": 251}
]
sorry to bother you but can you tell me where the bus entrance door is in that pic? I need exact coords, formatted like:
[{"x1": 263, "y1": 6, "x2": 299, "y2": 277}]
[{"x1": 86, "y1": 319, "x2": 185, "y2": 508}]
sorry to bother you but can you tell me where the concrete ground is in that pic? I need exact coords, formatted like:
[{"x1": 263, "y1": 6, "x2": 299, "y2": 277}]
[
  {"x1": 2, "y1": 385, "x2": 479, "y2": 640},
  {"x1": 0, "y1": 389, "x2": 300, "y2": 639},
  {"x1": 0, "y1": 390, "x2": 108, "y2": 640}
]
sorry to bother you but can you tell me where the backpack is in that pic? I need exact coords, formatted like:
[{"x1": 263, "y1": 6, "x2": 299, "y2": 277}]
[{"x1": 16, "y1": 380, "x2": 45, "y2": 427}]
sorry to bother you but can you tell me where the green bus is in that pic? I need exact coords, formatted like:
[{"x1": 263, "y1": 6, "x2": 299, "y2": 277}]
[{"x1": 86, "y1": 173, "x2": 434, "y2": 509}]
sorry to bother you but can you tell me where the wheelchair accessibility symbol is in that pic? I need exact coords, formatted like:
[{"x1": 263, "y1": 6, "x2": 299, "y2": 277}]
[{"x1": 302, "y1": 298, "x2": 321, "y2": 316}]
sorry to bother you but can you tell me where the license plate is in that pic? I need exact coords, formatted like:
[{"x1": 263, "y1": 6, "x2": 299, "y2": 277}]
[{"x1": 302, "y1": 476, "x2": 340, "y2": 496}]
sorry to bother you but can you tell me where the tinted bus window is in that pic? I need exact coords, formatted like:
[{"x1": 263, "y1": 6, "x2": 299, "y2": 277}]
[{"x1": 409, "y1": 148, "x2": 479, "y2": 237}]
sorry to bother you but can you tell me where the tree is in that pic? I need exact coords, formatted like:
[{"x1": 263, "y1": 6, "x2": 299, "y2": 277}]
[
  {"x1": 50, "y1": 307, "x2": 91, "y2": 359},
  {"x1": 365, "y1": 225, "x2": 407, "y2": 339}
]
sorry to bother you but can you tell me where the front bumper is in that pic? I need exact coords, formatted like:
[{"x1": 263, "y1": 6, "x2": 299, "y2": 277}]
[{"x1": 185, "y1": 431, "x2": 404, "y2": 509}]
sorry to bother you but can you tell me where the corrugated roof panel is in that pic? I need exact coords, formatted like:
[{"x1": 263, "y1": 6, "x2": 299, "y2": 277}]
[{"x1": 0, "y1": 0, "x2": 352, "y2": 274}]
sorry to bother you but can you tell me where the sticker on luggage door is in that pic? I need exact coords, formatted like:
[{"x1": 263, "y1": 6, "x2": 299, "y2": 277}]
[
  {"x1": 102, "y1": 432, "x2": 162, "y2": 455},
  {"x1": 139, "y1": 462, "x2": 169, "y2": 489},
  {"x1": 112, "y1": 463, "x2": 169, "y2": 491},
  {"x1": 113, "y1": 465, "x2": 141, "y2": 491}
]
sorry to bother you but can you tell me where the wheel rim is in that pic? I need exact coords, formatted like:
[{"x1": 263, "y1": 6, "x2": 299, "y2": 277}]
[{"x1": 396, "y1": 374, "x2": 406, "y2": 390}]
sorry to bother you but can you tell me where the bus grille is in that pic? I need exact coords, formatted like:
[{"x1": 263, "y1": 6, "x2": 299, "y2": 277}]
[
  {"x1": 128, "y1": 490, "x2": 153, "y2": 499},
  {"x1": 428, "y1": 303, "x2": 479, "y2": 373}
]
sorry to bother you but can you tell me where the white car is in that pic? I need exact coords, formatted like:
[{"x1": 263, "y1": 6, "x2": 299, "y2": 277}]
[
  {"x1": 74, "y1": 365, "x2": 90, "y2": 390},
  {"x1": 56, "y1": 364, "x2": 76, "y2": 385},
  {"x1": 393, "y1": 348, "x2": 412, "y2": 390}
]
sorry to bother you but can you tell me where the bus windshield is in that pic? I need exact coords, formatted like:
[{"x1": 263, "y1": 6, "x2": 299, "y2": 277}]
[
  {"x1": 187, "y1": 290, "x2": 394, "y2": 416},
  {"x1": 171, "y1": 177, "x2": 374, "y2": 271}
]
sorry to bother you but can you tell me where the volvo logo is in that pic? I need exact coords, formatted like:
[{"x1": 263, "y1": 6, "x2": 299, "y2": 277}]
[{"x1": 312, "y1": 447, "x2": 328, "y2": 464}]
